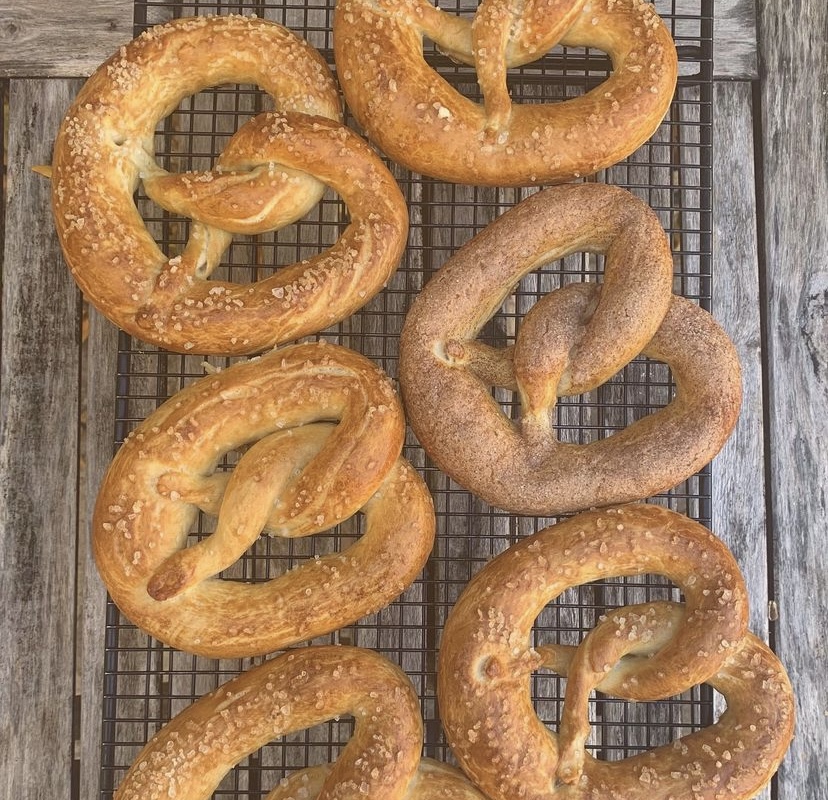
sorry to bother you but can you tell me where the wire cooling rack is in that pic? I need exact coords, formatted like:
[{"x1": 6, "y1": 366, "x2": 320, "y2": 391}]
[{"x1": 99, "y1": 1, "x2": 715, "y2": 796}]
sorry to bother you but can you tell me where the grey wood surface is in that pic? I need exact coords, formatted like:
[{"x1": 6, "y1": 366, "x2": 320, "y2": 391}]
[
  {"x1": 710, "y1": 80, "x2": 769, "y2": 643},
  {"x1": 713, "y1": 0, "x2": 758, "y2": 79},
  {"x1": 0, "y1": 78, "x2": 82, "y2": 800},
  {"x1": 78, "y1": 306, "x2": 119, "y2": 800},
  {"x1": 0, "y1": 0, "x2": 133, "y2": 77},
  {"x1": 710, "y1": 79, "x2": 770, "y2": 800},
  {"x1": 755, "y1": 3, "x2": 828, "y2": 798}
]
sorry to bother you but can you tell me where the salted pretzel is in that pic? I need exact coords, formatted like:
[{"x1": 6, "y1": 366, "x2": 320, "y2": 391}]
[
  {"x1": 400, "y1": 183, "x2": 741, "y2": 516},
  {"x1": 265, "y1": 760, "x2": 488, "y2": 800},
  {"x1": 334, "y1": 0, "x2": 678, "y2": 186},
  {"x1": 51, "y1": 15, "x2": 408, "y2": 355},
  {"x1": 438, "y1": 504, "x2": 795, "y2": 799},
  {"x1": 93, "y1": 342, "x2": 435, "y2": 658},
  {"x1": 114, "y1": 646, "x2": 488, "y2": 800}
]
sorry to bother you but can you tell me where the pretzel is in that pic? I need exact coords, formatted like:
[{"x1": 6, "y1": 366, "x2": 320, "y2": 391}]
[
  {"x1": 93, "y1": 342, "x2": 435, "y2": 658},
  {"x1": 438, "y1": 504, "x2": 795, "y2": 799},
  {"x1": 400, "y1": 183, "x2": 741, "y2": 515},
  {"x1": 333, "y1": 0, "x2": 678, "y2": 186},
  {"x1": 113, "y1": 645, "x2": 488, "y2": 800},
  {"x1": 51, "y1": 15, "x2": 408, "y2": 355},
  {"x1": 265, "y1": 760, "x2": 488, "y2": 800}
]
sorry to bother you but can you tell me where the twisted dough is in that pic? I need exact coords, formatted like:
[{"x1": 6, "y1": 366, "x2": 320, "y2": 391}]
[
  {"x1": 263, "y1": 760, "x2": 488, "y2": 799},
  {"x1": 51, "y1": 15, "x2": 408, "y2": 355},
  {"x1": 93, "y1": 342, "x2": 434, "y2": 658},
  {"x1": 114, "y1": 646, "x2": 488, "y2": 800},
  {"x1": 400, "y1": 183, "x2": 741, "y2": 515},
  {"x1": 334, "y1": 0, "x2": 678, "y2": 186},
  {"x1": 438, "y1": 504, "x2": 795, "y2": 799}
]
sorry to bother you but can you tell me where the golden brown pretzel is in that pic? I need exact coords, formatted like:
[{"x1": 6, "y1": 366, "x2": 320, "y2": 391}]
[
  {"x1": 400, "y1": 183, "x2": 741, "y2": 515},
  {"x1": 438, "y1": 504, "x2": 795, "y2": 799},
  {"x1": 51, "y1": 15, "x2": 408, "y2": 355},
  {"x1": 93, "y1": 342, "x2": 435, "y2": 658},
  {"x1": 264, "y1": 759, "x2": 488, "y2": 799},
  {"x1": 114, "y1": 645, "x2": 487, "y2": 800},
  {"x1": 334, "y1": 0, "x2": 678, "y2": 186}
]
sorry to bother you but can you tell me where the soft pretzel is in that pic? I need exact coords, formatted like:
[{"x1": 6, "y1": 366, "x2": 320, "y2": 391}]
[
  {"x1": 438, "y1": 504, "x2": 795, "y2": 799},
  {"x1": 333, "y1": 0, "x2": 678, "y2": 186},
  {"x1": 51, "y1": 15, "x2": 408, "y2": 355},
  {"x1": 93, "y1": 342, "x2": 435, "y2": 658},
  {"x1": 113, "y1": 645, "x2": 488, "y2": 800},
  {"x1": 400, "y1": 183, "x2": 741, "y2": 515},
  {"x1": 264, "y1": 759, "x2": 488, "y2": 799}
]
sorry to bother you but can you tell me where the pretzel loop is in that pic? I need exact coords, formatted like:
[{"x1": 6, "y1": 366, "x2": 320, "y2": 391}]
[
  {"x1": 438, "y1": 505, "x2": 795, "y2": 800},
  {"x1": 334, "y1": 0, "x2": 678, "y2": 185},
  {"x1": 472, "y1": 0, "x2": 588, "y2": 138},
  {"x1": 400, "y1": 184, "x2": 741, "y2": 515},
  {"x1": 93, "y1": 342, "x2": 435, "y2": 658},
  {"x1": 52, "y1": 16, "x2": 408, "y2": 354}
]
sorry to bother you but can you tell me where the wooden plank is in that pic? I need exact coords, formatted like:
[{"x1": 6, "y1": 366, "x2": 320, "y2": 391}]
[
  {"x1": 710, "y1": 79, "x2": 770, "y2": 800},
  {"x1": 0, "y1": 0, "x2": 133, "y2": 77},
  {"x1": 710, "y1": 81, "x2": 768, "y2": 643},
  {"x1": 755, "y1": 3, "x2": 828, "y2": 798},
  {"x1": 78, "y1": 306, "x2": 119, "y2": 800},
  {"x1": 713, "y1": 0, "x2": 758, "y2": 79},
  {"x1": 0, "y1": 78, "x2": 82, "y2": 800}
]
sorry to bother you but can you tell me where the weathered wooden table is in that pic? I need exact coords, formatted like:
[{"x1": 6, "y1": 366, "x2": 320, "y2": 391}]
[{"x1": 1, "y1": 1, "x2": 825, "y2": 798}]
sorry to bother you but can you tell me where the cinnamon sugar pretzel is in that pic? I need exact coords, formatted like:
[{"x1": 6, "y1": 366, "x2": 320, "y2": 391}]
[
  {"x1": 334, "y1": 0, "x2": 678, "y2": 186},
  {"x1": 400, "y1": 183, "x2": 742, "y2": 515},
  {"x1": 51, "y1": 15, "x2": 408, "y2": 355},
  {"x1": 93, "y1": 342, "x2": 434, "y2": 658},
  {"x1": 438, "y1": 504, "x2": 795, "y2": 799}
]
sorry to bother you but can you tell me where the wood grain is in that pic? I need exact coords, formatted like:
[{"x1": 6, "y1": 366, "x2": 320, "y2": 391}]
[
  {"x1": 0, "y1": 78, "x2": 82, "y2": 800},
  {"x1": 713, "y1": 0, "x2": 758, "y2": 79},
  {"x1": 755, "y1": 4, "x2": 828, "y2": 798},
  {"x1": 710, "y1": 81, "x2": 769, "y2": 643},
  {"x1": 77, "y1": 306, "x2": 118, "y2": 800},
  {"x1": 0, "y1": 0, "x2": 133, "y2": 77},
  {"x1": 710, "y1": 79, "x2": 770, "y2": 800}
]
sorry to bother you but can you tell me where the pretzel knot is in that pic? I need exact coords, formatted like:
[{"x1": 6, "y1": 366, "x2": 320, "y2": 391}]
[
  {"x1": 51, "y1": 15, "x2": 408, "y2": 355},
  {"x1": 334, "y1": 0, "x2": 678, "y2": 186},
  {"x1": 93, "y1": 342, "x2": 435, "y2": 658},
  {"x1": 113, "y1": 646, "x2": 488, "y2": 800},
  {"x1": 438, "y1": 505, "x2": 795, "y2": 799},
  {"x1": 400, "y1": 183, "x2": 742, "y2": 516}
]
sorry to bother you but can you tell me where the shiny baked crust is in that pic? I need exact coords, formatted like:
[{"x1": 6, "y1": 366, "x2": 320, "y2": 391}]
[
  {"x1": 437, "y1": 504, "x2": 795, "y2": 799},
  {"x1": 334, "y1": 0, "x2": 678, "y2": 186},
  {"x1": 264, "y1": 759, "x2": 489, "y2": 799},
  {"x1": 51, "y1": 15, "x2": 408, "y2": 354},
  {"x1": 93, "y1": 342, "x2": 435, "y2": 658},
  {"x1": 114, "y1": 646, "x2": 489, "y2": 799},
  {"x1": 400, "y1": 183, "x2": 741, "y2": 515}
]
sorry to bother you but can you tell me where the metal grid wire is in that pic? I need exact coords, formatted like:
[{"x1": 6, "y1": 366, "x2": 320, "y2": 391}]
[{"x1": 100, "y1": 0, "x2": 715, "y2": 795}]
